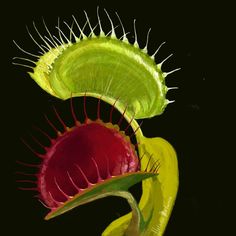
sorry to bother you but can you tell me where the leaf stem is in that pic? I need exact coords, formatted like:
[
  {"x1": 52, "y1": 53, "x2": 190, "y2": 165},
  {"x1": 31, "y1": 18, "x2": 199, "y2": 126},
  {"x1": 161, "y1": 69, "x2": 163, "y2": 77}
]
[{"x1": 111, "y1": 191, "x2": 144, "y2": 236}]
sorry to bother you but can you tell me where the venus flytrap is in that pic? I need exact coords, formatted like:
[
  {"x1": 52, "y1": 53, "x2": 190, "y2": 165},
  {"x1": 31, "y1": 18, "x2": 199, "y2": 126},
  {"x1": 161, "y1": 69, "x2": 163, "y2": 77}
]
[{"x1": 14, "y1": 8, "x2": 179, "y2": 236}]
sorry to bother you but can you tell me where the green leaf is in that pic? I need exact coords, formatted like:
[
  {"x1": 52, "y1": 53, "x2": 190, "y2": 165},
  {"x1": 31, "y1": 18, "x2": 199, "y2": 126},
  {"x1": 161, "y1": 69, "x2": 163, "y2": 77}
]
[
  {"x1": 30, "y1": 36, "x2": 168, "y2": 119},
  {"x1": 45, "y1": 171, "x2": 156, "y2": 220}
]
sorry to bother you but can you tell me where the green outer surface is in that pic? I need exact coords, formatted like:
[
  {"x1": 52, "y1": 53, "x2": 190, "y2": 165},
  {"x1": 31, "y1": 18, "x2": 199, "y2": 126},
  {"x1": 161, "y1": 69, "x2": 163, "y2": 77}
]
[
  {"x1": 45, "y1": 172, "x2": 156, "y2": 220},
  {"x1": 30, "y1": 37, "x2": 167, "y2": 119}
]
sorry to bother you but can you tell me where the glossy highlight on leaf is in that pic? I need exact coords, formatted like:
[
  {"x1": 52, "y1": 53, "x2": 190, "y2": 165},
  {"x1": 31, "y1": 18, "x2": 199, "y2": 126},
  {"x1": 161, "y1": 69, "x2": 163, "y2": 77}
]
[{"x1": 14, "y1": 9, "x2": 179, "y2": 119}]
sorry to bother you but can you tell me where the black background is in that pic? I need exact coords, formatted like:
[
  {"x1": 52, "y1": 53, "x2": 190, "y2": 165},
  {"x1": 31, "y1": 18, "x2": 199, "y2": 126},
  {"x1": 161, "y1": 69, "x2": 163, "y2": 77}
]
[{"x1": 1, "y1": 0, "x2": 232, "y2": 235}]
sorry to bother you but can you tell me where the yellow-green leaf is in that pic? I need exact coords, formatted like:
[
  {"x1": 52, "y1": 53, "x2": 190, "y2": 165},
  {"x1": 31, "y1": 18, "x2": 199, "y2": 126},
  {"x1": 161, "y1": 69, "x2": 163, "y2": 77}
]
[{"x1": 102, "y1": 135, "x2": 178, "y2": 236}]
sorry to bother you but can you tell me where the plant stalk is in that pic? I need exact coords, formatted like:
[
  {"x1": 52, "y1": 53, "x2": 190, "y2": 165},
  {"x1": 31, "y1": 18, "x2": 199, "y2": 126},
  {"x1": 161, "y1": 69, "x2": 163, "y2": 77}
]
[{"x1": 111, "y1": 191, "x2": 144, "y2": 236}]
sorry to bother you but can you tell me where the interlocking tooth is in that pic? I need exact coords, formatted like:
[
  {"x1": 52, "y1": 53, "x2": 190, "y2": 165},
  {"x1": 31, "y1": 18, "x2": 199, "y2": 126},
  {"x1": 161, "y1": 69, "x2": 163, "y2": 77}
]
[
  {"x1": 163, "y1": 68, "x2": 181, "y2": 77},
  {"x1": 42, "y1": 17, "x2": 59, "y2": 47},
  {"x1": 75, "y1": 164, "x2": 93, "y2": 187},
  {"x1": 52, "y1": 35, "x2": 65, "y2": 48},
  {"x1": 44, "y1": 35, "x2": 58, "y2": 48},
  {"x1": 91, "y1": 158, "x2": 103, "y2": 182},
  {"x1": 97, "y1": 6, "x2": 105, "y2": 37},
  {"x1": 57, "y1": 17, "x2": 67, "y2": 45},
  {"x1": 167, "y1": 87, "x2": 179, "y2": 91},
  {"x1": 151, "y1": 41, "x2": 166, "y2": 59},
  {"x1": 67, "y1": 171, "x2": 81, "y2": 192},
  {"x1": 158, "y1": 54, "x2": 173, "y2": 69},
  {"x1": 13, "y1": 56, "x2": 36, "y2": 65},
  {"x1": 72, "y1": 15, "x2": 87, "y2": 40},
  {"x1": 26, "y1": 25, "x2": 46, "y2": 53},
  {"x1": 104, "y1": 8, "x2": 116, "y2": 38},
  {"x1": 63, "y1": 21, "x2": 79, "y2": 42},
  {"x1": 143, "y1": 28, "x2": 151, "y2": 53},
  {"x1": 38, "y1": 199, "x2": 52, "y2": 210},
  {"x1": 33, "y1": 21, "x2": 52, "y2": 51},
  {"x1": 166, "y1": 99, "x2": 175, "y2": 104},
  {"x1": 56, "y1": 25, "x2": 71, "y2": 44},
  {"x1": 84, "y1": 11, "x2": 98, "y2": 38},
  {"x1": 54, "y1": 177, "x2": 71, "y2": 199},
  {"x1": 133, "y1": 19, "x2": 139, "y2": 48},
  {"x1": 115, "y1": 11, "x2": 128, "y2": 43},
  {"x1": 13, "y1": 40, "x2": 40, "y2": 58},
  {"x1": 49, "y1": 191, "x2": 63, "y2": 207}
]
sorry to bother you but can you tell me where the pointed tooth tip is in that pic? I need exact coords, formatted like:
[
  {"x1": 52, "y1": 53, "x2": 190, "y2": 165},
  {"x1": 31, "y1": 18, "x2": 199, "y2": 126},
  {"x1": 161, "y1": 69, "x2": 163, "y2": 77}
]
[
  {"x1": 171, "y1": 67, "x2": 181, "y2": 72},
  {"x1": 166, "y1": 99, "x2": 175, "y2": 104},
  {"x1": 167, "y1": 87, "x2": 179, "y2": 91},
  {"x1": 164, "y1": 68, "x2": 181, "y2": 77}
]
